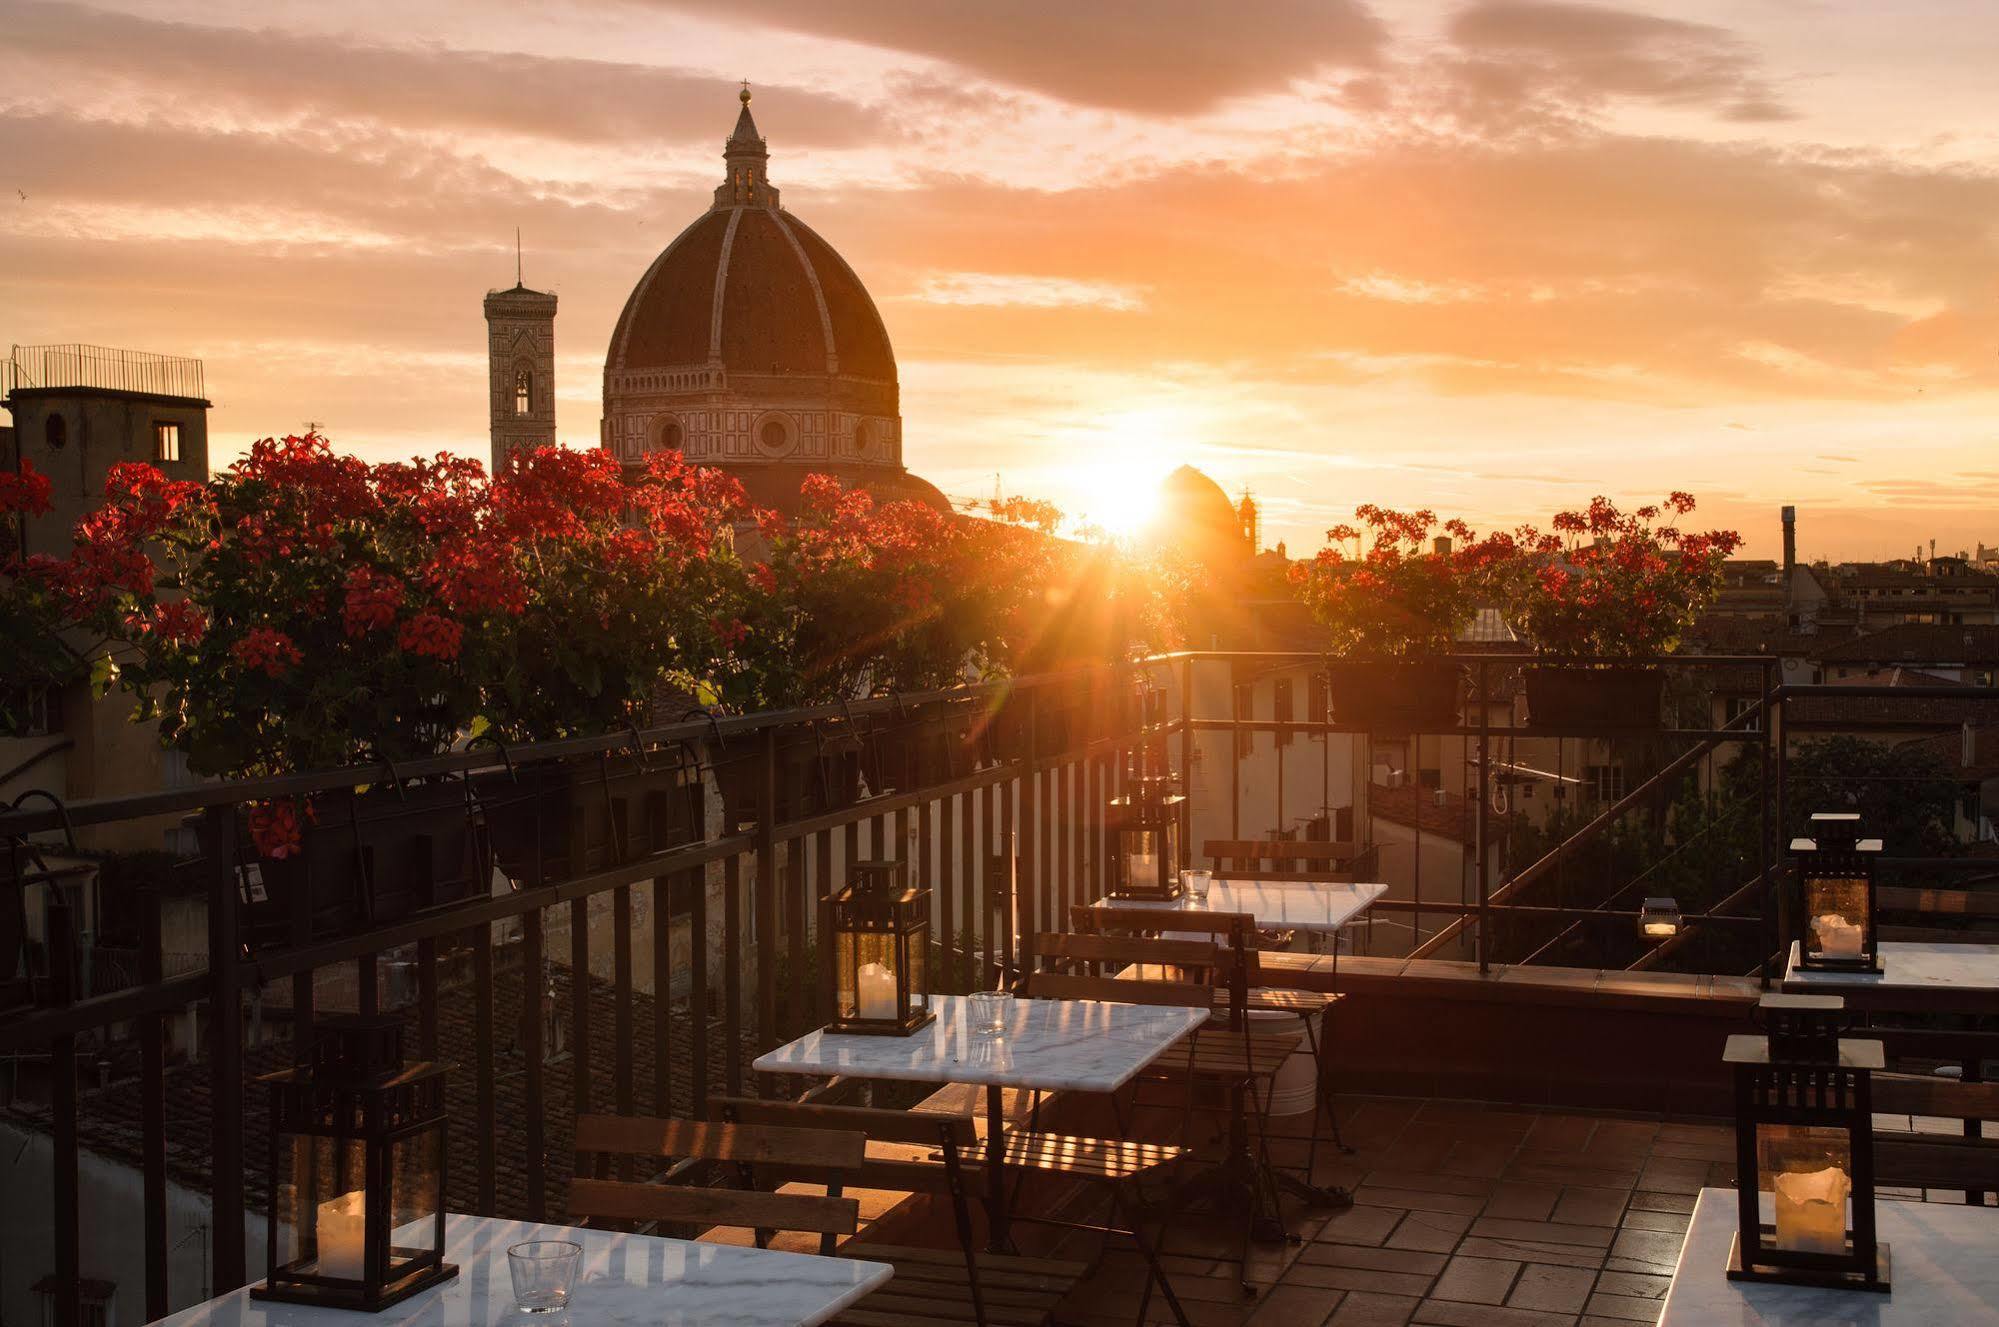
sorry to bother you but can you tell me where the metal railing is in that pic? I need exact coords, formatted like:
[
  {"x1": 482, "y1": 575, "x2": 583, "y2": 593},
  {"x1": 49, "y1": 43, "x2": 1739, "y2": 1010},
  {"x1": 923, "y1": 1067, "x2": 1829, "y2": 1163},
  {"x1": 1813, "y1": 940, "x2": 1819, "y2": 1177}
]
[
  {"x1": 6, "y1": 344, "x2": 207, "y2": 400},
  {"x1": 4, "y1": 653, "x2": 1997, "y2": 1325}
]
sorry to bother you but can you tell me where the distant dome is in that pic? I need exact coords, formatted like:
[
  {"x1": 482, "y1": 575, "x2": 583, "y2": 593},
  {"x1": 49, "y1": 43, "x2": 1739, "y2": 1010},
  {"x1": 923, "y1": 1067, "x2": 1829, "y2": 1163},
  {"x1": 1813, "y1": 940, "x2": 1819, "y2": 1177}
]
[
  {"x1": 1157, "y1": 465, "x2": 1240, "y2": 535},
  {"x1": 599, "y1": 87, "x2": 942, "y2": 513}
]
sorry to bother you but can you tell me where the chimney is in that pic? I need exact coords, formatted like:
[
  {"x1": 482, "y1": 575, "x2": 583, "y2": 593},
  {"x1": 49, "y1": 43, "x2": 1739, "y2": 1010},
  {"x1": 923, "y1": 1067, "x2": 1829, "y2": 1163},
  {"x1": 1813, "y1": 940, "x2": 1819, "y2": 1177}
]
[{"x1": 1781, "y1": 505, "x2": 1797, "y2": 628}]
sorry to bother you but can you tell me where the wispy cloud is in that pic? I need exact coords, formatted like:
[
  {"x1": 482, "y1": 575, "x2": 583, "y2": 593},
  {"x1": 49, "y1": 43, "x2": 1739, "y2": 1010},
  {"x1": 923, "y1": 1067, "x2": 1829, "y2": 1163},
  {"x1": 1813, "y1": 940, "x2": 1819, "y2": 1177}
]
[{"x1": 907, "y1": 273, "x2": 1148, "y2": 312}]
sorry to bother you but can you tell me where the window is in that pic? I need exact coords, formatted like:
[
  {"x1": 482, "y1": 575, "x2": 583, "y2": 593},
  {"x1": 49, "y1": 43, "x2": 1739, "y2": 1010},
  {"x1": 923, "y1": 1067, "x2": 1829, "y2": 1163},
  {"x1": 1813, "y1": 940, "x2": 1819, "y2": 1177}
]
[
  {"x1": 1584, "y1": 764, "x2": 1627, "y2": 803},
  {"x1": 1724, "y1": 695, "x2": 1762, "y2": 731},
  {"x1": 1234, "y1": 683, "x2": 1254, "y2": 757},
  {"x1": 44, "y1": 414, "x2": 66, "y2": 450},
  {"x1": 1274, "y1": 678, "x2": 1294, "y2": 748},
  {"x1": 1308, "y1": 673, "x2": 1328, "y2": 726},
  {"x1": 153, "y1": 421, "x2": 180, "y2": 462},
  {"x1": 514, "y1": 369, "x2": 532, "y2": 415},
  {"x1": 761, "y1": 418, "x2": 790, "y2": 450}
]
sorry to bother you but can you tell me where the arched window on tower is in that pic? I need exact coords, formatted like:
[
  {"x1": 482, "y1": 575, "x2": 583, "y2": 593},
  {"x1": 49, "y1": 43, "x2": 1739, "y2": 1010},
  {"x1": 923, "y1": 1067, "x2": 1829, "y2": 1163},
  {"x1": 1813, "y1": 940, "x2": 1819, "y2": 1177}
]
[{"x1": 513, "y1": 369, "x2": 532, "y2": 416}]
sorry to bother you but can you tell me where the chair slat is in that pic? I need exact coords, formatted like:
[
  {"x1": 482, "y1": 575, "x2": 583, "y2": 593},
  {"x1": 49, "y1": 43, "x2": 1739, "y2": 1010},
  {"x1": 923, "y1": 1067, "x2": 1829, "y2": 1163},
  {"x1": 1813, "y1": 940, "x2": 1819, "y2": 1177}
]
[
  {"x1": 709, "y1": 1096, "x2": 977, "y2": 1149},
  {"x1": 1035, "y1": 931, "x2": 1219, "y2": 969},
  {"x1": 567, "y1": 1177, "x2": 860, "y2": 1235},
  {"x1": 1020, "y1": 972, "x2": 1211, "y2": 1009},
  {"x1": 574, "y1": 1114, "x2": 866, "y2": 1170},
  {"x1": 1872, "y1": 1072, "x2": 1999, "y2": 1120}
]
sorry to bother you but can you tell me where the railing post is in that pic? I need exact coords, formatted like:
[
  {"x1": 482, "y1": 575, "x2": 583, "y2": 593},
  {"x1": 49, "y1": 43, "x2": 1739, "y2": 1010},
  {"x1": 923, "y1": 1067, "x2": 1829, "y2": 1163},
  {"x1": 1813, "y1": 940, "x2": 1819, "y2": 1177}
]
[
  {"x1": 1766, "y1": 661, "x2": 1782, "y2": 988},
  {"x1": 140, "y1": 886, "x2": 169, "y2": 1319},
  {"x1": 49, "y1": 894, "x2": 80, "y2": 1327},
  {"x1": 1476, "y1": 660, "x2": 1491, "y2": 974},
  {"x1": 755, "y1": 728, "x2": 779, "y2": 1056},
  {"x1": 201, "y1": 803, "x2": 247, "y2": 1295}
]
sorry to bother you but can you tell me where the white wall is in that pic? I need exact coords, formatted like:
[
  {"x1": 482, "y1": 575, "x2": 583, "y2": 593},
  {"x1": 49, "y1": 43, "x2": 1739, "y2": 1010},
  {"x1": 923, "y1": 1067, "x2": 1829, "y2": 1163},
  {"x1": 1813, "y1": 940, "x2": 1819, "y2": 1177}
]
[{"x1": 0, "y1": 1120, "x2": 265, "y2": 1327}]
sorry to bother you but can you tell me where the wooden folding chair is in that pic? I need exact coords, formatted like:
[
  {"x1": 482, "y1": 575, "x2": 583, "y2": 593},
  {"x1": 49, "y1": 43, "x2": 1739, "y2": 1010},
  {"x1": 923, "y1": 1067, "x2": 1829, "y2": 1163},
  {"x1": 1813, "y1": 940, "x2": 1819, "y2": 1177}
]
[
  {"x1": 571, "y1": 1112, "x2": 1074, "y2": 1327},
  {"x1": 1025, "y1": 928, "x2": 1297, "y2": 1296},
  {"x1": 708, "y1": 1097, "x2": 1098, "y2": 1327}
]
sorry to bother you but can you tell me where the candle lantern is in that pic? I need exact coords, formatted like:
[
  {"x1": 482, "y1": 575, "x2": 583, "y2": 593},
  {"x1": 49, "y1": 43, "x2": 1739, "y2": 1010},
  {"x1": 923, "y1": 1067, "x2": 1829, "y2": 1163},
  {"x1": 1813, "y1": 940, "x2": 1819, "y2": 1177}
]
[
  {"x1": 253, "y1": 1014, "x2": 456, "y2": 1312},
  {"x1": 1791, "y1": 812, "x2": 1883, "y2": 973},
  {"x1": 826, "y1": 859, "x2": 934, "y2": 1036},
  {"x1": 1106, "y1": 779, "x2": 1184, "y2": 902},
  {"x1": 1723, "y1": 994, "x2": 1889, "y2": 1292},
  {"x1": 1637, "y1": 897, "x2": 1681, "y2": 941}
]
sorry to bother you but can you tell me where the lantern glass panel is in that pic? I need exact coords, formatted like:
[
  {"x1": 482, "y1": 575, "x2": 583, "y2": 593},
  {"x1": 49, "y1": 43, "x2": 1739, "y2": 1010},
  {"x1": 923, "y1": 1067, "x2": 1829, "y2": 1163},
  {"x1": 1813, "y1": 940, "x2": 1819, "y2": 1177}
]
[
  {"x1": 1755, "y1": 1124, "x2": 1853, "y2": 1257},
  {"x1": 1124, "y1": 826, "x2": 1166, "y2": 890},
  {"x1": 388, "y1": 1126, "x2": 443, "y2": 1268},
  {"x1": 1803, "y1": 875, "x2": 1869, "y2": 961},
  {"x1": 904, "y1": 928, "x2": 929, "y2": 1020},
  {"x1": 838, "y1": 929, "x2": 901, "y2": 1022}
]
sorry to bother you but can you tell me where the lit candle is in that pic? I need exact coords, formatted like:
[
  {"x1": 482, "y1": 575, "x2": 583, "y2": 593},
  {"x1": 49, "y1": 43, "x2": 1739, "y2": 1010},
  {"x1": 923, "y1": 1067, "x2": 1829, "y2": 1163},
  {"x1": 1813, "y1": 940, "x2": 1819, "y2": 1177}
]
[
  {"x1": 857, "y1": 962, "x2": 897, "y2": 1020},
  {"x1": 1811, "y1": 913, "x2": 1864, "y2": 959},
  {"x1": 316, "y1": 1190, "x2": 367, "y2": 1279},
  {"x1": 1128, "y1": 852, "x2": 1157, "y2": 886},
  {"x1": 1772, "y1": 1166, "x2": 1849, "y2": 1255},
  {"x1": 1643, "y1": 922, "x2": 1676, "y2": 938}
]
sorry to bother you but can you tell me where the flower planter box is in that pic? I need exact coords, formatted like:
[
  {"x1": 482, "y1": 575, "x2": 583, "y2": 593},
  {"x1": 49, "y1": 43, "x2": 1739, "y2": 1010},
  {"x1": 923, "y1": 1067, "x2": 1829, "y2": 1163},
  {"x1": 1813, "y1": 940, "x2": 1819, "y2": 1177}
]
[
  {"x1": 715, "y1": 728, "x2": 850, "y2": 833},
  {"x1": 201, "y1": 781, "x2": 478, "y2": 952},
  {"x1": 1323, "y1": 660, "x2": 1461, "y2": 734},
  {"x1": 1524, "y1": 666, "x2": 1666, "y2": 731}
]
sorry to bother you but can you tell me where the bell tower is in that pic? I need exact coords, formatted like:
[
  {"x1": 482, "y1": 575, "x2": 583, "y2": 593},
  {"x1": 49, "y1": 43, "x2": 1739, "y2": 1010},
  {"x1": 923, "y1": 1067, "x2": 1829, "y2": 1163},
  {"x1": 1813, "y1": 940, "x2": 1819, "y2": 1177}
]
[{"x1": 484, "y1": 235, "x2": 557, "y2": 473}]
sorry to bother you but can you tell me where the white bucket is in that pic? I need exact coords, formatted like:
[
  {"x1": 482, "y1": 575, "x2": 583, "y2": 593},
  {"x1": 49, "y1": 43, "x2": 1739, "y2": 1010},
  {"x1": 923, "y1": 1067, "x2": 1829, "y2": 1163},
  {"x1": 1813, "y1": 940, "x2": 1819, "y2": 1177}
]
[{"x1": 1248, "y1": 1006, "x2": 1321, "y2": 1118}]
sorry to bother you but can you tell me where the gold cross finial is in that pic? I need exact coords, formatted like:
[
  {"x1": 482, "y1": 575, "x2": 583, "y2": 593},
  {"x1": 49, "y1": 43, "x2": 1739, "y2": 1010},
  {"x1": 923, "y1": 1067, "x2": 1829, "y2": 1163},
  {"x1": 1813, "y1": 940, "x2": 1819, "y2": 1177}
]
[{"x1": 740, "y1": 80, "x2": 752, "y2": 105}]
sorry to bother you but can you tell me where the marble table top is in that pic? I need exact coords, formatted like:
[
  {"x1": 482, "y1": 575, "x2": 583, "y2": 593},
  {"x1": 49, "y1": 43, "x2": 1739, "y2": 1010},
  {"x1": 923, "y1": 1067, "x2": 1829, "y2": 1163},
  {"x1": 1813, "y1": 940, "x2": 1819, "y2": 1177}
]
[
  {"x1": 1094, "y1": 880, "x2": 1387, "y2": 933},
  {"x1": 752, "y1": 992, "x2": 1206, "y2": 1092},
  {"x1": 1661, "y1": 1187, "x2": 1999, "y2": 1325},
  {"x1": 154, "y1": 1215, "x2": 891, "y2": 1327},
  {"x1": 1783, "y1": 940, "x2": 1999, "y2": 996}
]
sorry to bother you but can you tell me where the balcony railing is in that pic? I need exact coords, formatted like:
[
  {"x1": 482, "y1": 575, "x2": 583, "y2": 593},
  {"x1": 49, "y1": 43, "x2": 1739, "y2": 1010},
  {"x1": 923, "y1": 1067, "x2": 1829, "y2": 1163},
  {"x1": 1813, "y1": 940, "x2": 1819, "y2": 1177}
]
[
  {"x1": 5, "y1": 344, "x2": 207, "y2": 401},
  {"x1": 3, "y1": 653, "x2": 1995, "y2": 1325}
]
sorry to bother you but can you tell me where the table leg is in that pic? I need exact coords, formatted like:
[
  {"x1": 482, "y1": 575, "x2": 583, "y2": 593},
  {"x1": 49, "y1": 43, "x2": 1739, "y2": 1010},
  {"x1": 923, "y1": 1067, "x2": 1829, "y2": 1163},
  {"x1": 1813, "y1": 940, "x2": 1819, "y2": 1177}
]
[{"x1": 986, "y1": 1084, "x2": 1016, "y2": 1254}]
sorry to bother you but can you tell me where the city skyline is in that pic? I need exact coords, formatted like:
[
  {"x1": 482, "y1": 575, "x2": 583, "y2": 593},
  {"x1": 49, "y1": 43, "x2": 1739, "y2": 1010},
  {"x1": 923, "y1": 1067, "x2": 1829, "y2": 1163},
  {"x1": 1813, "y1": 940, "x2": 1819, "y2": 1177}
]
[{"x1": 5, "y1": 0, "x2": 1999, "y2": 560}]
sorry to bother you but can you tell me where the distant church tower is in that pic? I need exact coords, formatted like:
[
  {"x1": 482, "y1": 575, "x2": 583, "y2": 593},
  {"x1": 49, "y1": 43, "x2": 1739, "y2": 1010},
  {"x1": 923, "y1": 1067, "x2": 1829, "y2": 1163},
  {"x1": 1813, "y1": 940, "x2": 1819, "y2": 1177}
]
[{"x1": 484, "y1": 240, "x2": 557, "y2": 472}]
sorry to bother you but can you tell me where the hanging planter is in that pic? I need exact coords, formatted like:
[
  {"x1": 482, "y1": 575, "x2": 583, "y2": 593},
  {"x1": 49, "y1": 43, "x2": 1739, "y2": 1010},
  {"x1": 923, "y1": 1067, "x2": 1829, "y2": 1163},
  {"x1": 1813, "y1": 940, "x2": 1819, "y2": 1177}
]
[
  {"x1": 1523, "y1": 666, "x2": 1666, "y2": 731},
  {"x1": 203, "y1": 781, "x2": 479, "y2": 953},
  {"x1": 1323, "y1": 660, "x2": 1461, "y2": 733},
  {"x1": 480, "y1": 750, "x2": 705, "y2": 887}
]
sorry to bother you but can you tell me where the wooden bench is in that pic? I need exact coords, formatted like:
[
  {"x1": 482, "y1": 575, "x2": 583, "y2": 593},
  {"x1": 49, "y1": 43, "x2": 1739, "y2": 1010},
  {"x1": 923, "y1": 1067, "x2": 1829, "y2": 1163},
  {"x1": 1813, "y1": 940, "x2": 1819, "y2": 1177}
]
[
  {"x1": 1878, "y1": 885, "x2": 1999, "y2": 945},
  {"x1": 571, "y1": 1111, "x2": 1085, "y2": 1327},
  {"x1": 1871, "y1": 1072, "x2": 1999, "y2": 1194}
]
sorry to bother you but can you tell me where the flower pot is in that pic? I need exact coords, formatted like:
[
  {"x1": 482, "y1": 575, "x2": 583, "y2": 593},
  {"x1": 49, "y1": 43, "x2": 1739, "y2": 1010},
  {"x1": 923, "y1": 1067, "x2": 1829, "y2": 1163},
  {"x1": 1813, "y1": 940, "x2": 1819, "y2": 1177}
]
[
  {"x1": 1524, "y1": 666, "x2": 1666, "y2": 731},
  {"x1": 714, "y1": 728, "x2": 834, "y2": 833},
  {"x1": 201, "y1": 781, "x2": 478, "y2": 952},
  {"x1": 1323, "y1": 660, "x2": 1461, "y2": 733}
]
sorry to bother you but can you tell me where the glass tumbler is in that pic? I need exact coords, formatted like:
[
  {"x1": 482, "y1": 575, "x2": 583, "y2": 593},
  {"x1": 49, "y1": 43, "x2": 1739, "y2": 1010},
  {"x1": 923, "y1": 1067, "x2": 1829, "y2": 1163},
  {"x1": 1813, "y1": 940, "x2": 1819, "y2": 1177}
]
[
  {"x1": 968, "y1": 990, "x2": 1011, "y2": 1038},
  {"x1": 1180, "y1": 868, "x2": 1213, "y2": 906},
  {"x1": 508, "y1": 1240, "x2": 582, "y2": 1313}
]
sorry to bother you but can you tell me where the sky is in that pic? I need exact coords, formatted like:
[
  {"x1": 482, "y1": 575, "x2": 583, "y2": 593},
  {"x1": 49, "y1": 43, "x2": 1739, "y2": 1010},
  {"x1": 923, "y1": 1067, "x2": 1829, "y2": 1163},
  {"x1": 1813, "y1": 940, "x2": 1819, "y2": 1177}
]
[{"x1": 4, "y1": 0, "x2": 1999, "y2": 562}]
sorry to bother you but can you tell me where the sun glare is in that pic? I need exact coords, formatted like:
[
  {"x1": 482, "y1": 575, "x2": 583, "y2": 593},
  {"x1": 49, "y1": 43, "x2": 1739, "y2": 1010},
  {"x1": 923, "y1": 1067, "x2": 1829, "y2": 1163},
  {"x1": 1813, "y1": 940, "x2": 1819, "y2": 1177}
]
[{"x1": 1064, "y1": 409, "x2": 1183, "y2": 538}]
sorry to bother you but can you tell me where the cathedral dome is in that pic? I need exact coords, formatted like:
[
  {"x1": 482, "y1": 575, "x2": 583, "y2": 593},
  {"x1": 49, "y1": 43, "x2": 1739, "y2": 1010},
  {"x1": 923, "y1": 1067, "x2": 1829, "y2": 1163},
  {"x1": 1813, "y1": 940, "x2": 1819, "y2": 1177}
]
[
  {"x1": 606, "y1": 207, "x2": 896, "y2": 387},
  {"x1": 600, "y1": 87, "x2": 943, "y2": 511}
]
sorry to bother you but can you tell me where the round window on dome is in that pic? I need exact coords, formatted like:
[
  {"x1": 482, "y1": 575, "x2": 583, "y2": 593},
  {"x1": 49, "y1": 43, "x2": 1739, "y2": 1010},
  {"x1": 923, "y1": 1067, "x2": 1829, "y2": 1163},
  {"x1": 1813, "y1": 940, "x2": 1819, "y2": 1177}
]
[{"x1": 757, "y1": 415, "x2": 795, "y2": 456}]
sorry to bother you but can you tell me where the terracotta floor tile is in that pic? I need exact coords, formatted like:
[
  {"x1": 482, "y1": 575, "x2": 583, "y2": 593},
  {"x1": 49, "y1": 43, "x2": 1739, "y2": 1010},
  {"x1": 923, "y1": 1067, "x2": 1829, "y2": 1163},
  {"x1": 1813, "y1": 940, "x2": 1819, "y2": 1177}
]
[
  {"x1": 1455, "y1": 1236, "x2": 1604, "y2": 1270},
  {"x1": 1311, "y1": 1204, "x2": 1406, "y2": 1247},
  {"x1": 1363, "y1": 1169, "x2": 1496, "y2": 1197},
  {"x1": 1552, "y1": 1185, "x2": 1630, "y2": 1227},
  {"x1": 1523, "y1": 1114, "x2": 1598, "y2": 1152},
  {"x1": 1606, "y1": 1227, "x2": 1684, "y2": 1272},
  {"x1": 1246, "y1": 1284, "x2": 1345, "y2": 1327},
  {"x1": 1326, "y1": 1291, "x2": 1419, "y2": 1326},
  {"x1": 1592, "y1": 1271, "x2": 1670, "y2": 1301},
  {"x1": 1483, "y1": 1182, "x2": 1562, "y2": 1221},
  {"x1": 1615, "y1": 1208, "x2": 1689, "y2": 1234},
  {"x1": 1300, "y1": 1244, "x2": 1449, "y2": 1277},
  {"x1": 1507, "y1": 1263, "x2": 1596, "y2": 1315},
  {"x1": 1429, "y1": 1255, "x2": 1519, "y2": 1305},
  {"x1": 1284, "y1": 1263, "x2": 1434, "y2": 1298},
  {"x1": 1385, "y1": 1210, "x2": 1473, "y2": 1254},
  {"x1": 1468, "y1": 1217, "x2": 1616, "y2": 1249},
  {"x1": 1351, "y1": 1186, "x2": 1486, "y2": 1216},
  {"x1": 1411, "y1": 1299, "x2": 1580, "y2": 1327},
  {"x1": 1584, "y1": 1290, "x2": 1665, "y2": 1322},
  {"x1": 1625, "y1": 1190, "x2": 1695, "y2": 1215}
]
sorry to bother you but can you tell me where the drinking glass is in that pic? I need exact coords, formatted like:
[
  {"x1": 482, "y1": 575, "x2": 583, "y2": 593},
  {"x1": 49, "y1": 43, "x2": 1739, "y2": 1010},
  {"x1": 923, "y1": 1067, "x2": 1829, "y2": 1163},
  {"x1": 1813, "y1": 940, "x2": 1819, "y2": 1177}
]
[
  {"x1": 508, "y1": 1240, "x2": 581, "y2": 1313},
  {"x1": 968, "y1": 990, "x2": 1011, "y2": 1038},
  {"x1": 1180, "y1": 868, "x2": 1213, "y2": 906}
]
